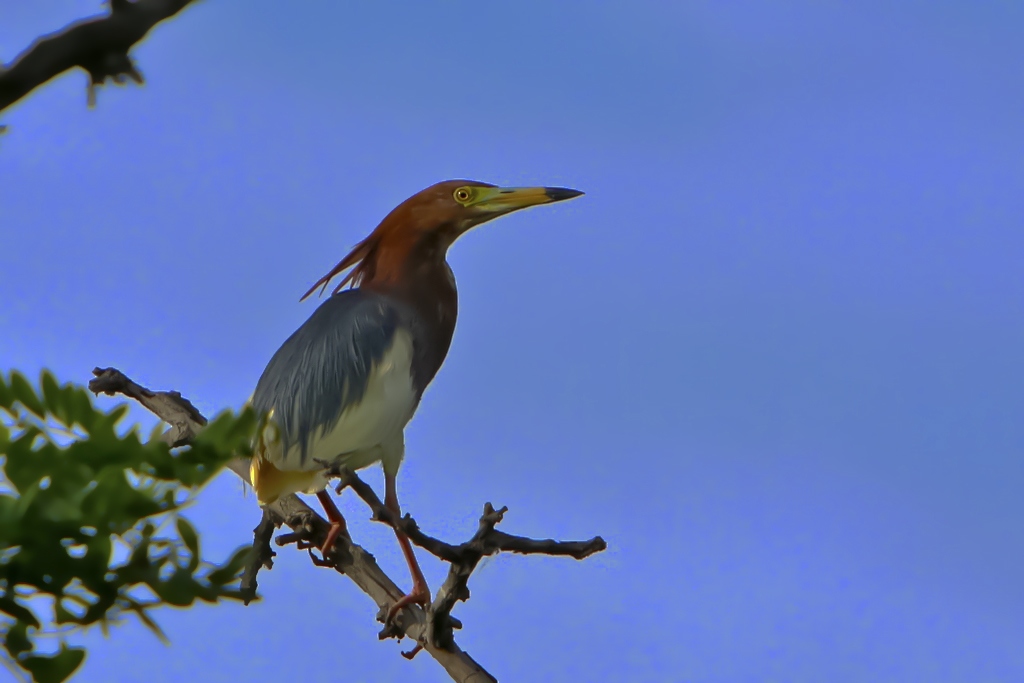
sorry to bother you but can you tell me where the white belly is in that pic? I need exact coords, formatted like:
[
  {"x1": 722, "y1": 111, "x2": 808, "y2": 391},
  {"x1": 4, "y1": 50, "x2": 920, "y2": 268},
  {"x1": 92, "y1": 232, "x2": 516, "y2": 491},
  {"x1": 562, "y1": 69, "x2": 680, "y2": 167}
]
[{"x1": 264, "y1": 328, "x2": 417, "y2": 475}]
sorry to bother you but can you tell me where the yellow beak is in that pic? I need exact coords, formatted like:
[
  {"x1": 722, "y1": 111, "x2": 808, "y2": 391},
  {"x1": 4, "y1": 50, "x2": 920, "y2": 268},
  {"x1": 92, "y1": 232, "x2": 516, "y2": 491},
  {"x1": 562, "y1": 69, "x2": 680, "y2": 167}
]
[{"x1": 473, "y1": 186, "x2": 584, "y2": 213}]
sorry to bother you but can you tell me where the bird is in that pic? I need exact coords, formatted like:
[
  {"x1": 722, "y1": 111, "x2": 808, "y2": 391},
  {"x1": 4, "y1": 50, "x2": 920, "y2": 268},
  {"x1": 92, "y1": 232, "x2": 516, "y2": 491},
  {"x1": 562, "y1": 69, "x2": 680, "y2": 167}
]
[{"x1": 248, "y1": 179, "x2": 583, "y2": 618}]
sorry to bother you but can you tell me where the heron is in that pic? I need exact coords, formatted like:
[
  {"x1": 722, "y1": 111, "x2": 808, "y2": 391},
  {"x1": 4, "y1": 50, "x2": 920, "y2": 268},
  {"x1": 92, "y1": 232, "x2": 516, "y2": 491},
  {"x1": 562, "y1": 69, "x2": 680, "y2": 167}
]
[{"x1": 248, "y1": 180, "x2": 583, "y2": 619}]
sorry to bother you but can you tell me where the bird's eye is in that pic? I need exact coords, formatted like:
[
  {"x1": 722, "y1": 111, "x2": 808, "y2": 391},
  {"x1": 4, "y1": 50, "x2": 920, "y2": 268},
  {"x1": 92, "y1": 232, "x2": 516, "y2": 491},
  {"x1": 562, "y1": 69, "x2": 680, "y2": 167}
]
[{"x1": 453, "y1": 187, "x2": 473, "y2": 203}]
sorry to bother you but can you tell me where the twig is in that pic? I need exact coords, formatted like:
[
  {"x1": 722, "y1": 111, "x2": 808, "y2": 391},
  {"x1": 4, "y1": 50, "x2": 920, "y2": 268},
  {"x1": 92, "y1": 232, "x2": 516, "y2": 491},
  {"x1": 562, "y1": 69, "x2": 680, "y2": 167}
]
[
  {"x1": 327, "y1": 463, "x2": 605, "y2": 646},
  {"x1": 91, "y1": 367, "x2": 206, "y2": 446},
  {"x1": 89, "y1": 366, "x2": 607, "y2": 680},
  {"x1": 326, "y1": 463, "x2": 462, "y2": 562},
  {"x1": 0, "y1": 0, "x2": 199, "y2": 115},
  {"x1": 240, "y1": 508, "x2": 278, "y2": 605},
  {"x1": 88, "y1": 367, "x2": 497, "y2": 683},
  {"x1": 324, "y1": 463, "x2": 607, "y2": 648}
]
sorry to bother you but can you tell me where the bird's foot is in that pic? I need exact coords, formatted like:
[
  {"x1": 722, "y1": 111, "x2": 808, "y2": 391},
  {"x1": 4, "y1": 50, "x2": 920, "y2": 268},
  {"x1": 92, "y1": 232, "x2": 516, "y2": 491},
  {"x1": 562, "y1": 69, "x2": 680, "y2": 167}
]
[
  {"x1": 386, "y1": 581, "x2": 431, "y2": 625},
  {"x1": 319, "y1": 519, "x2": 346, "y2": 557},
  {"x1": 401, "y1": 643, "x2": 424, "y2": 660}
]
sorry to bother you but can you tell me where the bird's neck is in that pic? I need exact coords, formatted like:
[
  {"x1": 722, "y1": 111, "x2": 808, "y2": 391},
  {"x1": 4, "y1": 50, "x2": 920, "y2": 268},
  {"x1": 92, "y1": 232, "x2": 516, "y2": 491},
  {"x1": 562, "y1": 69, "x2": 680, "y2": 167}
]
[{"x1": 362, "y1": 238, "x2": 458, "y2": 390}]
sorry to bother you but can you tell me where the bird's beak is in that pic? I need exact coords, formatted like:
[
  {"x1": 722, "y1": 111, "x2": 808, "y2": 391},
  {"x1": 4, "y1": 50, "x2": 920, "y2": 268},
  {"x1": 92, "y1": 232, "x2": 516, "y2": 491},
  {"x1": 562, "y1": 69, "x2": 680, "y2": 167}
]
[{"x1": 472, "y1": 186, "x2": 584, "y2": 214}]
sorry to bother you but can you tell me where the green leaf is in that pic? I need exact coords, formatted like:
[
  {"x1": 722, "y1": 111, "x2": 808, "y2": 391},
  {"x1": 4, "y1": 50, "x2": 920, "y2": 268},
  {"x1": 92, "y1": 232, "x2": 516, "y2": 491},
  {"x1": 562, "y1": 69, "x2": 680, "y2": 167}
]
[
  {"x1": 14, "y1": 480, "x2": 44, "y2": 519},
  {"x1": 0, "y1": 596, "x2": 40, "y2": 629},
  {"x1": 150, "y1": 567, "x2": 200, "y2": 607},
  {"x1": 36, "y1": 490, "x2": 84, "y2": 524},
  {"x1": 21, "y1": 643, "x2": 86, "y2": 683},
  {"x1": 3, "y1": 426, "x2": 53, "y2": 492},
  {"x1": 4, "y1": 621, "x2": 31, "y2": 659},
  {"x1": 0, "y1": 372, "x2": 13, "y2": 410},
  {"x1": 66, "y1": 386, "x2": 96, "y2": 432},
  {"x1": 9, "y1": 371, "x2": 45, "y2": 418},
  {"x1": 209, "y1": 588, "x2": 251, "y2": 603},
  {"x1": 192, "y1": 408, "x2": 258, "y2": 457},
  {"x1": 124, "y1": 600, "x2": 168, "y2": 644},
  {"x1": 0, "y1": 371, "x2": 262, "y2": 679},
  {"x1": 80, "y1": 468, "x2": 166, "y2": 533},
  {"x1": 207, "y1": 545, "x2": 252, "y2": 585},
  {"x1": 40, "y1": 371, "x2": 69, "y2": 427},
  {"x1": 176, "y1": 518, "x2": 200, "y2": 571},
  {"x1": 54, "y1": 599, "x2": 81, "y2": 626}
]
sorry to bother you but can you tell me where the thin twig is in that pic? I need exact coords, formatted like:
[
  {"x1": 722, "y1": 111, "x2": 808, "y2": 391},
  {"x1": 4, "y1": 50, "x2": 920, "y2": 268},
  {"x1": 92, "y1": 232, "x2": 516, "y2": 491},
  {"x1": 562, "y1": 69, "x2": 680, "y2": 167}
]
[
  {"x1": 91, "y1": 367, "x2": 206, "y2": 446},
  {"x1": 240, "y1": 507, "x2": 278, "y2": 605},
  {"x1": 89, "y1": 367, "x2": 607, "y2": 680},
  {"x1": 325, "y1": 463, "x2": 607, "y2": 649},
  {"x1": 88, "y1": 367, "x2": 498, "y2": 683},
  {"x1": 327, "y1": 463, "x2": 463, "y2": 562}
]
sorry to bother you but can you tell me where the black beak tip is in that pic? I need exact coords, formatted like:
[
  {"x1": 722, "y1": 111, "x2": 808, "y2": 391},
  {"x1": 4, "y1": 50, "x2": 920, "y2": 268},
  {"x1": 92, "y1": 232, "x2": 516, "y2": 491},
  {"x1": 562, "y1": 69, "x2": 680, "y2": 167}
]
[{"x1": 545, "y1": 187, "x2": 585, "y2": 202}]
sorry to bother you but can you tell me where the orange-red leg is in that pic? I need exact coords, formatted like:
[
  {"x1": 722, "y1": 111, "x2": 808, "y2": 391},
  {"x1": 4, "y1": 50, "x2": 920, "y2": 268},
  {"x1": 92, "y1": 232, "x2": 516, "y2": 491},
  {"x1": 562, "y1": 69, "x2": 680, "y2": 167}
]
[
  {"x1": 385, "y1": 472, "x2": 430, "y2": 622},
  {"x1": 316, "y1": 489, "x2": 347, "y2": 556}
]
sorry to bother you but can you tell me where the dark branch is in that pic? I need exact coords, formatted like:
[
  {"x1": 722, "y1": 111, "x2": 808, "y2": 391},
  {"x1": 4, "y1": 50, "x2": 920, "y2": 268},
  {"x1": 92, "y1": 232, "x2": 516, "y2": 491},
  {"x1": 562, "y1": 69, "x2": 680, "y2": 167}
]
[
  {"x1": 0, "y1": 0, "x2": 198, "y2": 114},
  {"x1": 240, "y1": 508, "x2": 279, "y2": 605},
  {"x1": 91, "y1": 367, "x2": 206, "y2": 446},
  {"x1": 326, "y1": 463, "x2": 463, "y2": 562},
  {"x1": 486, "y1": 529, "x2": 607, "y2": 560},
  {"x1": 88, "y1": 367, "x2": 607, "y2": 679},
  {"x1": 325, "y1": 464, "x2": 607, "y2": 648},
  {"x1": 326, "y1": 462, "x2": 605, "y2": 567},
  {"x1": 427, "y1": 503, "x2": 605, "y2": 649},
  {"x1": 88, "y1": 367, "x2": 498, "y2": 683}
]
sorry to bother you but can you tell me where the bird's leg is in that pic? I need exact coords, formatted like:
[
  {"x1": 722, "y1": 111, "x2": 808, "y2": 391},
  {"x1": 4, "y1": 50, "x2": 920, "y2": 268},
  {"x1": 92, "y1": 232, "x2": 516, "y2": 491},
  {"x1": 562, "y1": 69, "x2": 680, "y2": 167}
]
[
  {"x1": 316, "y1": 489, "x2": 347, "y2": 556},
  {"x1": 384, "y1": 472, "x2": 431, "y2": 622}
]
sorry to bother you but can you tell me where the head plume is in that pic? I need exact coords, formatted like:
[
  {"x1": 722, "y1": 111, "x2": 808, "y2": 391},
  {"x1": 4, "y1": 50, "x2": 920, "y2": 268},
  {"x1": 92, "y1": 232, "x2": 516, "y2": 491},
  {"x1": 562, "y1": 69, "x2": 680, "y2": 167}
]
[{"x1": 299, "y1": 235, "x2": 378, "y2": 301}]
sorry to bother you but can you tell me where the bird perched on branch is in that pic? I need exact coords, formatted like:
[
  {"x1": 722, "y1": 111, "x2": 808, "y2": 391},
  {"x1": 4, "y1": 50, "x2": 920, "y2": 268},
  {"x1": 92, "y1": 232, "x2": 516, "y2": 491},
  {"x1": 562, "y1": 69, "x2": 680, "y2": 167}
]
[{"x1": 249, "y1": 179, "x2": 583, "y2": 618}]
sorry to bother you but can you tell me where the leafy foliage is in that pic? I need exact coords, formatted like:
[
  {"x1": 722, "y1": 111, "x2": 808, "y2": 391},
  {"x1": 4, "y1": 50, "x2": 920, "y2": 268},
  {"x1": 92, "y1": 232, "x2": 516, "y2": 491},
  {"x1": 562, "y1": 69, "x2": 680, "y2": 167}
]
[{"x1": 0, "y1": 371, "x2": 258, "y2": 682}]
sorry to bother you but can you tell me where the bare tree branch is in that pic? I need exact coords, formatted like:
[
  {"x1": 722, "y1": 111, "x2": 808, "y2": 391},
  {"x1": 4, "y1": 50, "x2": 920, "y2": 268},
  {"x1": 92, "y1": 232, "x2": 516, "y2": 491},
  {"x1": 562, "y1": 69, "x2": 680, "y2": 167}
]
[
  {"x1": 0, "y1": 0, "x2": 198, "y2": 114},
  {"x1": 89, "y1": 366, "x2": 607, "y2": 681},
  {"x1": 329, "y1": 463, "x2": 606, "y2": 563},
  {"x1": 90, "y1": 366, "x2": 206, "y2": 445},
  {"x1": 240, "y1": 508, "x2": 277, "y2": 605},
  {"x1": 89, "y1": 367, "x2": 496, "y2": 683},
  {"x1": 323, "y1": 463, "x2": 607, "y2": 650}
]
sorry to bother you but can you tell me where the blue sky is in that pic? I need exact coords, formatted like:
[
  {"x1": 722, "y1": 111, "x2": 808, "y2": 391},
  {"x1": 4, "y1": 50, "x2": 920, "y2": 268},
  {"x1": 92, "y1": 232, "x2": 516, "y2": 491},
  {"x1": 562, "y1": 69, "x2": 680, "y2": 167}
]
[{"x1": 3, "y1": 1, "x2": 1023, "y2": 680}]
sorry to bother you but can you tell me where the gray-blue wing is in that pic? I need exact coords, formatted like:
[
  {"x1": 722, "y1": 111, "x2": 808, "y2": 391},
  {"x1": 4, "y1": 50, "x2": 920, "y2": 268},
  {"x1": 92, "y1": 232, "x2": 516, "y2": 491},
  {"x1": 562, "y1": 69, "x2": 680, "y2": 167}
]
[{"x1": 252, "y1": 289, "x2": 405, "y2": 465}]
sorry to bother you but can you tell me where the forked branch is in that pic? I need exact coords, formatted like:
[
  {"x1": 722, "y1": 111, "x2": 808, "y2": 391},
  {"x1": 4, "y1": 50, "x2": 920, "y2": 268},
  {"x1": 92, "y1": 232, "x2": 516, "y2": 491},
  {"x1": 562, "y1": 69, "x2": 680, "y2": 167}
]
[
  {"x1": 321, "y1": 462, "x2": 606, "y2": 649},
  {"x1": 88, "y1": 366, "x2": 606, "y2": 682}
]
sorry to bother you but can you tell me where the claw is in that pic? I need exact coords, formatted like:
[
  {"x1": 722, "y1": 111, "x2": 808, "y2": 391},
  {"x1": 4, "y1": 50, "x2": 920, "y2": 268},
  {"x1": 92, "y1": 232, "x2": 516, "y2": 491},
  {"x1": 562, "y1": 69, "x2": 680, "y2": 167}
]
[
  {"x1": 386, "y1": 582, "x2": 431, "y2": 625},
  {"x1": 320, "y1": 519, "x2": 346, "y2": 556},
  {"x1": 401, "y1": 643, "x2": 424, "y2": 660}
]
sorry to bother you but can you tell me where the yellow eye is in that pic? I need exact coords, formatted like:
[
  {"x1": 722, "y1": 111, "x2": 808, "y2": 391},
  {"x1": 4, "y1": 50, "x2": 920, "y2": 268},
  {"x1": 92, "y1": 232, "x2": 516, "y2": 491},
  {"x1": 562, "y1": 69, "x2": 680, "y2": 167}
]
[{"x1": 453, "y1": 187, "x2": 473, "y2": 204}]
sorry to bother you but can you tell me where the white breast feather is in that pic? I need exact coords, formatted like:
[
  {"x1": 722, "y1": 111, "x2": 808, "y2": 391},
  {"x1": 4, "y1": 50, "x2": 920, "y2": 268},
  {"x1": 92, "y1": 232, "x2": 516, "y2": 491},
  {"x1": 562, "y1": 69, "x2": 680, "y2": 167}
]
[{"x1": 269, "y1": 329, "x2": 417, "y2": 474}]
